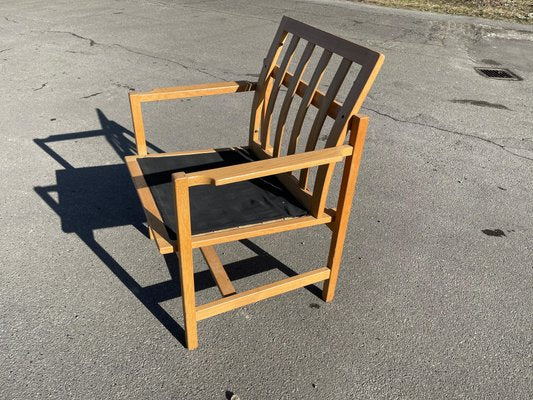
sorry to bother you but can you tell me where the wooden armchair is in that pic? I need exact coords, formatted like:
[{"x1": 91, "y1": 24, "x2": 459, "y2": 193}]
[{"x1": 125, "y1": 16, "x2": 384, "y2": 349}]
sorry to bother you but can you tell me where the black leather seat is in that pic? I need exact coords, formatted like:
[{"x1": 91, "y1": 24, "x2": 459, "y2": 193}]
[{"x1": 137, "y1": 148, "x2": 309, "y2": 238}]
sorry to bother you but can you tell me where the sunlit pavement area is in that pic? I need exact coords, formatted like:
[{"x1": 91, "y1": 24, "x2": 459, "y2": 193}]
[{"x1": 1, "y1": 0, "x2": 532, "y2": 398}]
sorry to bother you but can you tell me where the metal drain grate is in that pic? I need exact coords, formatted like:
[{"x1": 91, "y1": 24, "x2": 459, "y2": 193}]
[{"x1": 475, "y1": 67, "x2": 522, "y2": 81}]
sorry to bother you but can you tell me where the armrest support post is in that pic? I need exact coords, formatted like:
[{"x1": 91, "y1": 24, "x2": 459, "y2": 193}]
[{"x1": 129, "y1": 94, "x2": 147, "y2": 156}]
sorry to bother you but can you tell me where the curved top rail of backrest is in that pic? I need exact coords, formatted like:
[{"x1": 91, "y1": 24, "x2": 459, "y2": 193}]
[{"x1": 282, "y1": 16, "x2": 382, "y2": 66}]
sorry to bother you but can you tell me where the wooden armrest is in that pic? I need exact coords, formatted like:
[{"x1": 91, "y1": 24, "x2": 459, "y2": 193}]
[
  {"x1": 129, "y1": 80, "x2": 256, "y2": 156},
  {"x1": 129, "y1": 80, "x2": 256, "y2": 103},
  {"x1": 176, "y1": 145, "x2": 353, "y2": 187}
]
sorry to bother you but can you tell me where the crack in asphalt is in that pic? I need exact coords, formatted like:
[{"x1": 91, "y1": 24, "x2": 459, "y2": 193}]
[
  {"x1": 38, "y1": 29, "x2": 224, "y2": 80},
  {"x1": 362, "y1": 106, "x2": 533, "y2": 162},
  {"x1": 47, "y1": 30, "x2": 97, "y2": 46},
  {"x1": 112, "y1": 43, "x2": 224, "y2": 80}
]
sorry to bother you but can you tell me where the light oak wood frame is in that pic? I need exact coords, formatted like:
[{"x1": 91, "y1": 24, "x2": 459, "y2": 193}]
[{"x1": 125, "y1": 16, "x2": 383, "y2": 349}]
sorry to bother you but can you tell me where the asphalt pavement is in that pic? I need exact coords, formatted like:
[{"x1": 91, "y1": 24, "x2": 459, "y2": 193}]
[{"x1": 1, "y1": 0, "x2": 532, "y2": 398}]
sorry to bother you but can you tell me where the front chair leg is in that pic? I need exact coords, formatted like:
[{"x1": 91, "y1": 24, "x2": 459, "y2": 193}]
[
  {"x1": 173, "y1": 172, "x2": 198, "y2": 350},
  {"x1": 322, "y1": 116, "x2": 368, "y2": 302},
  {"x1": 177, "y1": 249, "x2": 198, "y2": 350},
  {"x1": 322, "y1": 222, "x2": 347, "y2": 302}
]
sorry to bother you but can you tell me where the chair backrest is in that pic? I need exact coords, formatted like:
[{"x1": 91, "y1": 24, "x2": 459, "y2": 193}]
[{"x1": 248, "y1": 16, "x2": 384, "y2": 215}]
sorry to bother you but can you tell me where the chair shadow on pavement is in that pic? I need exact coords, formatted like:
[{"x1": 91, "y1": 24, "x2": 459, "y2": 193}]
[{"x1": 33, "y1": 108, "x2": 321, "y2": 347}]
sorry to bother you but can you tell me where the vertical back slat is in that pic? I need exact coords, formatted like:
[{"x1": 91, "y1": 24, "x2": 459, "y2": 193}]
[
  {"x1": 286, "y1": 49, "x2": 332, "y2": 156},
  {"x1": 260, "y1": 35, "x2": 300, "y2": 150},
  {"x1": 299, "y1": 57, "x2": 352, "y2": 187},
  {"x1": 260, "y1": 78, "x2": 275, "y2": 151},
  {"x1": 249, "y1": 26, "x2": 289, "y2": 146},
  {"x1": 311, "y1": 122, "x2": 351, "y2": 216},
  {"x1": 272, "y1": 42, "x2": 315, "y2": 157},
  {"x1": 324, "y1": 54, "x2": 384, "y2": 149}
]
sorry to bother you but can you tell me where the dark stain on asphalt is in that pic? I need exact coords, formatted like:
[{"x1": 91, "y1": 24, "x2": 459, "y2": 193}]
[
  {"x1": 497, "y1": 186, "x2": 507, "y2": 190},
  {"x1": 81, "y1": 92, "x2": 102, "y2": 99},
  {"x1": 33, "y1": 83, "x2": 47, "y2": 91},
  {"x1": 482, "y1": 229, "x2": 506, "y2": 237},
  {"x1": 309, "y1": 303, "x2": 321, "y2": 309},
  {"x1": 451, "y1": 99, "x2": 509, "y2": 110}
]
